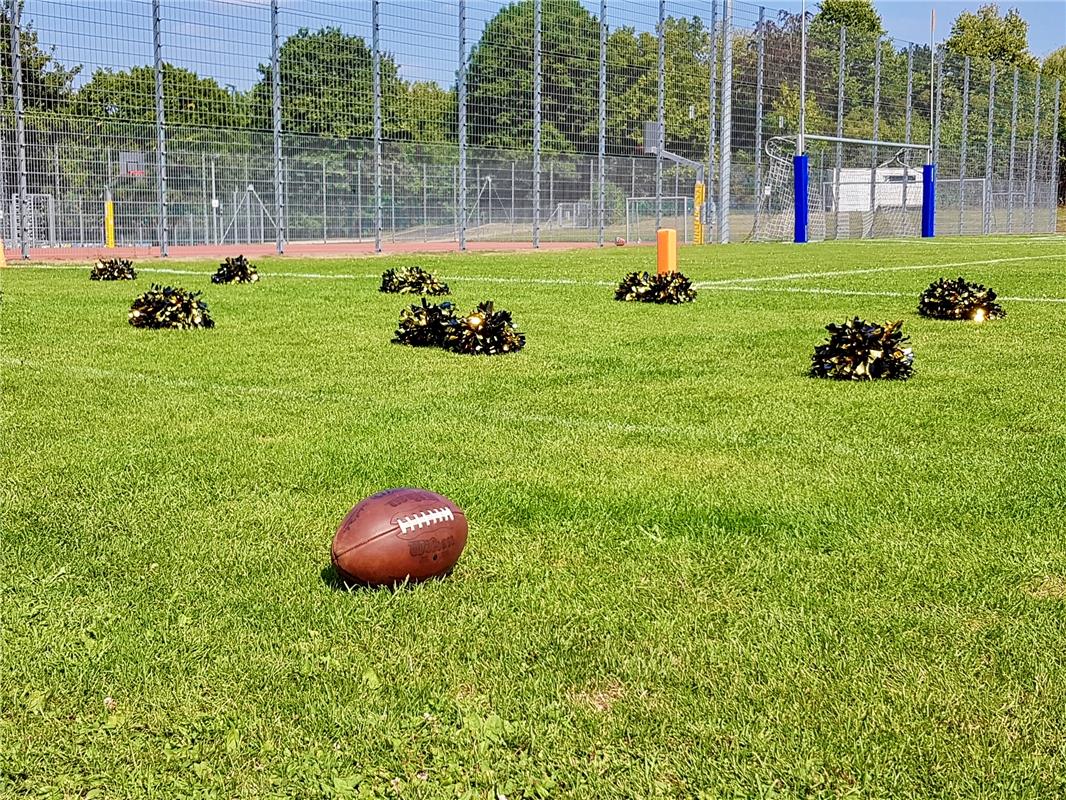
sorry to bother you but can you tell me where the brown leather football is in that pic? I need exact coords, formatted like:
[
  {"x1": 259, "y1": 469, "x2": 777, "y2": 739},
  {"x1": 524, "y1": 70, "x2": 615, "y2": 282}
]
[{"x1": 331, "y1": 488, "x2": 468, "y2": 587}]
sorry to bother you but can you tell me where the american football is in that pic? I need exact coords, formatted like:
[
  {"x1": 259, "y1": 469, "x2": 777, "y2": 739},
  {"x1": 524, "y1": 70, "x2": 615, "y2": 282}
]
[{"x1": 331, "y1": 488, "x2": 468, "y2": 587}]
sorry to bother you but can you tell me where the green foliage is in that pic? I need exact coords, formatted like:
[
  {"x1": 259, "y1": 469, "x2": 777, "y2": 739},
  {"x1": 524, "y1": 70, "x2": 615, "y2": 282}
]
[
  {"x1": 615, "y1": 271, "x2": 697, "y2": 304},
  {"x1": 467, "y1": 0, "x2": 599, "y2": 153},
  {"x1": 128, "y1": 284, "x2": 214, "y2": 329},
  {"x1": 0, "y1": 4, "x2": 80, "y2": 112},
  {"x1": 73, "y1": 65, "x2": 246, "y2": 131},
  {"x1": 441, "y1": 301, "x2": 526, "y2": 355},
  {"x1": 810, "y1": 318, "x2": 914, "y2": 380},
  {"x1": 250, "y1": 27, "x2": 409, "y2": 140},
  {"x1": 379, "y1": 266, "x2": 450, "y2": 296},
  {"x1": 89, "y1": 258, "x2": 136, "y2": 281},
  {"x1": 945, "y1": 4, "x2": 1037, "y2": 70},
  {"x1": 918, "y1": 277, "x2": 1006, "y2": 321},
  {"x1": 392, "y1": 298, "x2": 457, "y2": 347},
  {"x1": 810, "y1": 0, "x2": 884, "y2": 37},
  {"x1": 212, "y1": 256, "x2": 260, "y2": 285}
]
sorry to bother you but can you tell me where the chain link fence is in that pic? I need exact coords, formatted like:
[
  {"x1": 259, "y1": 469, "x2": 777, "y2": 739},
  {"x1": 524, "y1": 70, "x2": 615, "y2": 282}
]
[{"x1": 0, "y1": 0, "x2": 1060, "y2": 257}]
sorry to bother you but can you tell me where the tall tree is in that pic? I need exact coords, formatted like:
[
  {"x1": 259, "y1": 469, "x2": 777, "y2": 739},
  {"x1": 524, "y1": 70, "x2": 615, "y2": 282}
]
[
  {"x1": 251, "y1": 27, "x2": 406, "y2": 140},
  {"x1": 945, "y1": 5, "x2": 1036, "y2": 70},
  {"x1": 466, "y1": 0, "x2": 599, "y2": 153}
]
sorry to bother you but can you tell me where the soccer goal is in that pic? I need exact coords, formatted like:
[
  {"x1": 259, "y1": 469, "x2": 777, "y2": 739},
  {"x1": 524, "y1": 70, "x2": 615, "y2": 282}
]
[
  {"x1": 626, "y1": 196, "x2": 693, "y2": 245},
  {"x1": 751, "y1": 134, "x2": 935, "y2": 243}
]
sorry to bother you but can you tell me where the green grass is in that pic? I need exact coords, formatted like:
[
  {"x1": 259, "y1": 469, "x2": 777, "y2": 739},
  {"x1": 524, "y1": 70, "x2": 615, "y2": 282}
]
[{"x1": 2, "y1": 236, "x2": 1066, "y2": 798}]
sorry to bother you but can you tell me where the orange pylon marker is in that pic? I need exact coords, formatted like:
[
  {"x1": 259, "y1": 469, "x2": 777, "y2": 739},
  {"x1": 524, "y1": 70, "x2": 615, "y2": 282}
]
[{"x1": 656, "y1": 228, "x2": 677, "y2": 275}]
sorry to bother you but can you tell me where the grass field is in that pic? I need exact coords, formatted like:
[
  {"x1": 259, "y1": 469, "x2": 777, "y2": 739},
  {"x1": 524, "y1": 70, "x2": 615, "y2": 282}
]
[{"x1": 3, "y1": 235, "x2": 1066, "y2": 798}]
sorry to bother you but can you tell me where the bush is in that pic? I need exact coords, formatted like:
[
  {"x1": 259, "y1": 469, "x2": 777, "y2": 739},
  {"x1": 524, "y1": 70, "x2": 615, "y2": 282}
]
[
  {"x1": 615, "y1": 271, "x2": 697, "y2": 304},
  {"x1": 212, "y1": 255, "x2": 259, "y2": 284},
  {"x1": 918, "y1": 276, "x2": 1005, "y2": 321},
  {"x1": 442, "y1": 301, "x2": 526, "y2": 356},
  {"x1": 380, "y1": 266, "x2": 450, "y2": 295},
  {"x1": 90, "y1": 258, "x2": 136, "y2": 281},
  {"x1": 392, "y1": 298, "x2": 457, "y2": 347},
  {"x1": 810, "y1": 318, "x2": 914, "y2": 381},
  {"x1": 129, "y1": 284, "x2": 215, "y2": 329}
]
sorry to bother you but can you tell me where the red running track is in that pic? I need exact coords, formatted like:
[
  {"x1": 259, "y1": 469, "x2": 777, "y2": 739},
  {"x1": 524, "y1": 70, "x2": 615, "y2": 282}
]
[{"x1": 2, "y1": 239, "x2": 612, "y2": 263}]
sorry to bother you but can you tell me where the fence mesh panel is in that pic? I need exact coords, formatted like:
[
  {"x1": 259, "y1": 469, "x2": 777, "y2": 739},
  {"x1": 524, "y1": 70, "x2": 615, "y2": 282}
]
[{"x1": 0, "y1": 0, "x2": 1059, "y2": 255}]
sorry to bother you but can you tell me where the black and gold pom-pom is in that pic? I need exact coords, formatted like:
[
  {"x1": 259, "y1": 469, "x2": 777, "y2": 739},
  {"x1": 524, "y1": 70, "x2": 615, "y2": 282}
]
[
  {"x1": 90, "y1": 258, "x2": 136, "y2": 281},
  {"x1": 380, "y1": 266, "x2": 450, "y2": 295},
  {"x1": 211, "y1": 255, "x2": 259, "y2": 284},
  {"x1": 615, "y1": 271, "x2": 697, "y2": 304},
  {"x1": 129, "y1": 284, "x2": 215, "y2": 329},
  {"x1": 392, "y1": 298, "x2": 457, "y2": 347},
  {"x1": 810, "y1": 318, "x2": 913, "y2": 381},
  {"x1": 918, "y1": 277, "x2": 1005, "y2": 321},
  {"x1": 441, "y1": 301, "x2": 525, "y2": 356}
]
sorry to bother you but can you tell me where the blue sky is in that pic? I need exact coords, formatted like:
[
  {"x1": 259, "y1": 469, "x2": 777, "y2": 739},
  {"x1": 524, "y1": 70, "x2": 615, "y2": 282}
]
[{"x1": 25, "y1": 0, "x2": 1066, "y2": 92}]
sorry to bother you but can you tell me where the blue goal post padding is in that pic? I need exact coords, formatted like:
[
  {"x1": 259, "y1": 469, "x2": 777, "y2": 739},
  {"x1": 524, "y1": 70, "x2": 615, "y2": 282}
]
[
  {"x1": 921, "y1": 163, "x2": 936, "y2": 238},
  {"x1": 793, "y1": 155, "x2": 809, "y2": 244}
]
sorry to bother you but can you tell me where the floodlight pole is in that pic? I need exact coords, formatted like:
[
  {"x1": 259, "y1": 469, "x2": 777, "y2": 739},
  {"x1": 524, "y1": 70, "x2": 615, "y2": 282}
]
[
  {"x1": 271, "y1": 0, "x2": 284, "y2": 254},
  {"x1": 152, "y1": 0, "x2": 168, "y2": 257},
  {"x1": 10, "y1": 0, "x2": 29, "y2": 259}
]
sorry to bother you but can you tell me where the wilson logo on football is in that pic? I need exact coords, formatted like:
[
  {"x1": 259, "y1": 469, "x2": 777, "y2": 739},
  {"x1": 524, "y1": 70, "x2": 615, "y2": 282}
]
[{"x1": 396, "y1": 507, "x2": 455, "y2": 537}]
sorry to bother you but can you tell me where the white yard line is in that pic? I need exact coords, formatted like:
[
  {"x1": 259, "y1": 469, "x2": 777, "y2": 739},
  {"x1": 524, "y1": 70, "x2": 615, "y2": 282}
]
[
  {"x1": 696, "y1": 253, "x2": 1066, "y2": 287},
  {"x1": 706, "y1": 285, "x2": 1066, "y2": 303}
]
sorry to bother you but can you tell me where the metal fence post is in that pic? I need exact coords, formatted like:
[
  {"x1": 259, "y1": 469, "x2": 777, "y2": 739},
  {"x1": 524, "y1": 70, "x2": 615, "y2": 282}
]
[
  {"x1": 718, "y1": 0, "x2": 732, "y2": 243},
  {"x1": 201, "y1": 152, "x2": 208, "y2": 243},
  {"x1": 152, "y1": 0, "x2": 168, "y2": 256},
  {"x1": 753, "y1": 6, "x2": 765, "y2": 239},
  {"x1": 1049, "y1": 81, "x2": 1061, "y2": 233},
  {"x1": 458, "y1": 0, "x2": 467, "y2": 250},
  {"x1": 1008, "y1": 68, "x2": 1019, "y2": 232},
  {"x1": 597, "y1": 0, "x2": 607, "y2": 247},
  {"x1": 271, "y1": 0, "x2": 284, "y2": 253},
  {"x1": 707, "y1": 0, "x2": 717, "y2": 242},
  {"x1": 959, "y1": 56, "x2": 969, "y2": 235},
  {"x1": 983, "y1": 63, "x2": 995, "y2": 234},
  {"x1": 372, "y1": 0, "x2": 382, "y2": 253},
  {"x1": 868, "y1": 37, "x2": 881, "y2": 237},
  {"x1": 655, "y1": 0, "x2": 665, "y2": 231},
  {"x1": 902, "y1": 44, "x2": 913, "y2": 218},
  {"x1": 9, "y1": 0, "x2": 27, "y2": 258},
  {"x1": 833, "y1": 25, "x2": 844, "y2": 238},
  {"x1": 532, "y1": 0, "x2": 541, "y2": 248},
  {"x1": 1027, "y1": 73, "x2": 1041, "y2": 232},
  {"x1": 932, "y1": 53, "x2": 943, "y2": 166}
]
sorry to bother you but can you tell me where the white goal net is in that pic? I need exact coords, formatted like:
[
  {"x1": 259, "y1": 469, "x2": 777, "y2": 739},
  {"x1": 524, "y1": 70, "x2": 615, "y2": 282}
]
[{"x1": 751, "y1": 136, "x2": 931, "y2": 242}]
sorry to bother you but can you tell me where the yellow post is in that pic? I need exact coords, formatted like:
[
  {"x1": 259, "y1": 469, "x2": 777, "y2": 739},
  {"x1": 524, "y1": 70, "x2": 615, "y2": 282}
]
[
  {"x1": 693, "y1": 181, "x2": 705, "y2": 245},
  {"x1": 104, "y1": 200, "x2": 116, "y2": 248},
  {"x1": 656, "y1": 228, "x2": 677, "y2": 274}
]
